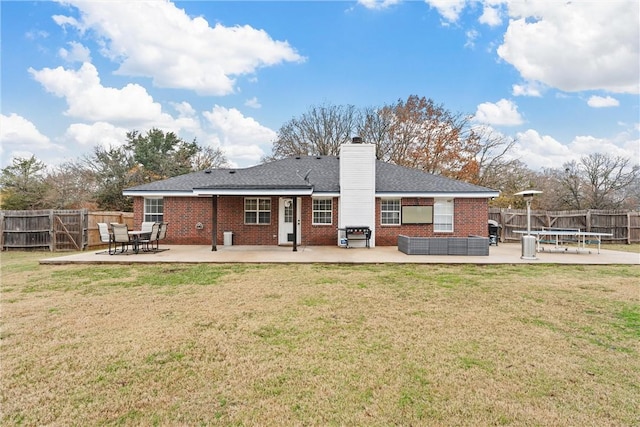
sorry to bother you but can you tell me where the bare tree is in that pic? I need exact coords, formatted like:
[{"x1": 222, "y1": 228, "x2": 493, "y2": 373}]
[
  {"x1": 44, "y1": 160, "x2": 98, "y2": 209},
  {"x1": 265, "y1": 96, "x2": 521, "y2": 191},
  {"x1": 358, "y1": 105, "x2": 394, "y2": 161},
  {"x1": 191, "y1": 146, "x2": 229, "y2": 171},
  {"x1": 581, "y1": 153, "x2": 639, "y2": 209},
  {"x1": 470, "y1": 126, "x2": 518, "y2": 187},
  {"x1": 487, "y1": 159, "x2": 539, "y2": 208},
  {"x1": 537, "y1": 153, "x2": 639, "y2": 210},
  {"x1": 265, "y1": 103, "x2": 361, "y2": 161}
]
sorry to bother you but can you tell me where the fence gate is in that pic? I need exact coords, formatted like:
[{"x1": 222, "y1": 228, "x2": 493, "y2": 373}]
[{"x1": 1, "y1": 209, "x2": 88, "y2": 251}]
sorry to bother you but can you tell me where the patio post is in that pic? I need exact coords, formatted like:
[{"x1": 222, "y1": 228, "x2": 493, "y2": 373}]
[
  {"x1": 292, "y1": 196, "x2": 298, "y2": 252},
  {"x1": 211, "y1": 196, "x2": 218, "y2": 251}
]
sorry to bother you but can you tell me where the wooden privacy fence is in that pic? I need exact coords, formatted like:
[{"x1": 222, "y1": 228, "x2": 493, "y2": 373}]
[
  {"x1": 489, "y1": 208, "x2": 640, "y2": 244},
  {"x1": 1, "y1": 210, "x2": 134, "y2": 251},
  {"x1": 86, "y1": 211, "x2": 134, "y2": 247},
  {"x1": 1, "y1": 209, "x2": 88, "y2": 251}
]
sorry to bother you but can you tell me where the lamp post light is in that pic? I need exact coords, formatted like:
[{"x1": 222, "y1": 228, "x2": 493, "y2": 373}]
[{"x1": 514, "y1": 190, "x2": 542, "y2": 259}]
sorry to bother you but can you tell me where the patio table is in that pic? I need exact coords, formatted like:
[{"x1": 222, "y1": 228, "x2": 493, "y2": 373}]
[{"x1": 128, "y1": 230, "x2": 147, "y2": 254}]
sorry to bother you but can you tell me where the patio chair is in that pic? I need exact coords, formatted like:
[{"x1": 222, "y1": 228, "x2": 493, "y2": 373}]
[
  {"x1": 155, "y1": 222, "x2": 168, "y2": 250},
  {"x1": 97, "y1": 222, "x2": 114, "y2": 255},
  {"x1": 110, "y1": 223, "x2": 131, "y2": 254},
  {"x1": 141, "y1": 221, "x2": 155, "y2": 236},
  {"x1": 139, "y1": 222, "x2": 160, "y2": 252}
]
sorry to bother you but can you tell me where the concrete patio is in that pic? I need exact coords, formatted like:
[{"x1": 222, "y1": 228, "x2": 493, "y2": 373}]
[{"x1": 40, "y1": 243, "x2": 640, "y2": 265}]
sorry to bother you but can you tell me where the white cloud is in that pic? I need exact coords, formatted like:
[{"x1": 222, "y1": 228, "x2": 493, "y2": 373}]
[
  {"x1": 498, "y1": 0, "x2": 640, "y2": 94},
  {"x1": 425, "y1": 0, "x2": 467, "y2": 23},
  {"x1": 479, "y1": 5, "x2": 502, "y2": 27},
  {"x1": 473, "y1": 99, "x2": 523, "y2": 126},
  {"x1": 0, "y1": 113, "x2": 64, "y2": 164},
  {"x1": 358, "y1": 0, "x2": 402, "y2": 10},
  {"x1": 58, "y1": 41, "x2": 91, "y2": 63},
  {"x1": 55, "y1": 1, "x2": 305, "y2": 96},
  {"x1": 29, "y1": 62, "x2": 174, "y2": 126},
  {"x1": 202, "y1": 105, "x2": 277, "y2": 166},
  {"x1": 587, "y1": 96, "x2": 620, "y2": 108},
  {"x1": 172, "y1": 102, "x2": 196, "y2": 118},
  {"x1": 512, "y1": 128, "x2": 640, "y2": 171},
  {"x1": 62, "y1": 122, "x2": 128, "y2": 150},
  {"x1": 245, "y1": 97, "x2": 262, "y2": 109},
  {"x1": 512, "y1": 82, "x2": 543, "y2": 97},
  {"x1": 465, "y1": 29, "x2": 479, "y2": 48},
  {"x1": 27, "y1": 59, "x2": 275, "y2": 168},
  {"x1": 511, "y1": 129, "x2": 575, "y2": 170},
  {"x1": 570, "y1": 134, "x2": 637, "y2": 161}
]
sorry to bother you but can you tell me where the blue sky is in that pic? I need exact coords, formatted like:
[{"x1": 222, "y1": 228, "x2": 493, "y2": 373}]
[{"x1": 1, "y1": 0, "x2": 638, "y2": 171}]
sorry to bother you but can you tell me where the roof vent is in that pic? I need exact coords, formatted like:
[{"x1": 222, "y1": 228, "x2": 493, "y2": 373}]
[
  {"x1": 352, "y1": 136, "x2": 363, "y2": 144},
  {"x1": 229, "y1": 170, "x2": 236, "y2": 174},
  {"x1": 204, "y1": 170, "x2": 212, "y2": 174}
]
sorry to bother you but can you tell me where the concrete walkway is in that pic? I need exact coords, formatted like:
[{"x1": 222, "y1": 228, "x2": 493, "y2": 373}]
[{"x1": 40, "y1": 243, "x2": 640, "y2": 265}]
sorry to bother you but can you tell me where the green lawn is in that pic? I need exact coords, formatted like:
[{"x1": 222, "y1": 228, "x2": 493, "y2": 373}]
[{"x1": 1, "y1": 252, "x2": 639, "y2": 426}]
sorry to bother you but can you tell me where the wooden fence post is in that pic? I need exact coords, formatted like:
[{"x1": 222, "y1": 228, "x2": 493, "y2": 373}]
[
  {"x1": 48, "y1": 210, "x2": 54, "y2": 251},
  {"x1": 0, "y1": 211, "x2": 4, "y2": 250}
]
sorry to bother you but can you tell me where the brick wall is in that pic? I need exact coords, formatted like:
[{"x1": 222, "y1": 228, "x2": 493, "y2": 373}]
[
  {"x1": 376, "y1": 198, "x2": 433, "y2": 246},
  {"x1": 133, "y1": 195, "x2": 489, "y2": 246},
  {"x1": 301, "y1": 197, "x2": 340, "y2": 246},
  {"x1": 375, "y1": 197, "x2": 488, "y2": 245},
  {"x1": 216, "y1": 196, "x2": 279, "y2": 246},
  {"x1": 453, "y1": 198, "x2": 488, "y2": 238}
]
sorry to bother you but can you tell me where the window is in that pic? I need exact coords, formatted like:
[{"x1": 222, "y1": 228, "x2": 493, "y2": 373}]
[
  {"x1": 434, "y1": 199, "x2": 454, "y2": 232},
  {"x1": 245, "y1": 198, "x2": 271, "y2": 224},
  {"x1": 312, "y1": 199, "x2": 332, "y2": 225},
  {"x1": 381, "y1": 199, "x2": 401, "y2": 225},
  {"x1": 144, "y1": 198, "x2": 163, "y2": 222}
]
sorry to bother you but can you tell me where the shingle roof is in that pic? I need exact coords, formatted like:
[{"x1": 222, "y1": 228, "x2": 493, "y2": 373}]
[{"x1": 123, "y1": 155, "x2": 497, "y2": 195}]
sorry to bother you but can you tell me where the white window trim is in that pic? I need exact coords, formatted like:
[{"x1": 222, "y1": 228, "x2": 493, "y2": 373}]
[
  {"x1": 434, "y1": 198, "x2": 454, "y2": 233},
  {"x1": 144, "y1": 197, "x2": 164, "y2": 223},
  {"x1": 244, "y1": 197, "x2": 271, "y2": 225},
  {"x1": 312, "y1": 198, "x2": 333, "y2": 225},
  {"x1": 381, "y1": 198, "x2": 401, "y2": 226}
]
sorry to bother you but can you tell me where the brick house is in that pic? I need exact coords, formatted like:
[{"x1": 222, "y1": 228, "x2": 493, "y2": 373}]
[{"x1": 123, "y1": 139, "x2": 499, "y2": 249}]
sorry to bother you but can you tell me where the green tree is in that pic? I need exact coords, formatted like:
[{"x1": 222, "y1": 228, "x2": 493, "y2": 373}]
[
  {"x1": 0, "y1": 156, "x2": 50, "y2": 210},
  {"x1": 125, "y1": 128, "x2": 199, "y2": 182},
  {"x1": 81, "y1": 129, "x2": 228, "y2": 211}
]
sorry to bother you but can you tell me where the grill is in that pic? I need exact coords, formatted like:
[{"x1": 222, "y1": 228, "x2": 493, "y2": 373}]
[
  {"x1": 343, "y1": 226, "x2": 371, "y2": 248},
  {"x1": 488, "y1": 220, "x2": 501, "y2": 246}
]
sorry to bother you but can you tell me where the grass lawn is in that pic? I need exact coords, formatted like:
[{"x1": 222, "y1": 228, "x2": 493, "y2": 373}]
[{"x1": 1, "y1": 252, "x2": 639, "y2": 426}]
